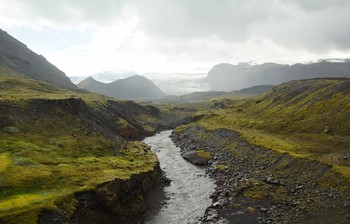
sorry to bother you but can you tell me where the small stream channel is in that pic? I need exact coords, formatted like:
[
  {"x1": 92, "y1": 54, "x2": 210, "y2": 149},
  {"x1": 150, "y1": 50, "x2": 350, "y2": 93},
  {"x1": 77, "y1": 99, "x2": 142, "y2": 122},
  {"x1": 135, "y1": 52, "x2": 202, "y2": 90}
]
[{"x1": 143, "y1": 130, "x2": 215, "y2": 224}]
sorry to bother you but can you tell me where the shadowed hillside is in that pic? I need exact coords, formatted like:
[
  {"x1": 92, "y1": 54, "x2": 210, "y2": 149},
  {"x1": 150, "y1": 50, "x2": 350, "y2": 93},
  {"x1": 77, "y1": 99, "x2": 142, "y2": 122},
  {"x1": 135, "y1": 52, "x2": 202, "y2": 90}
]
[{"x1": 0, "y1": 29, "x2": 76, "y2": 90}]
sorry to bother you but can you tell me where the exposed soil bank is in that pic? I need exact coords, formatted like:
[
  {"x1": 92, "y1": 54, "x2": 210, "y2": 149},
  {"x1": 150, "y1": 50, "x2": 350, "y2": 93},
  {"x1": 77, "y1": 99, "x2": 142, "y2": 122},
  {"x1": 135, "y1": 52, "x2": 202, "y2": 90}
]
[
  {"x1": 39, "y1": 165, "x2": 163, "y2": 224},
  {"x1": 171, "y1": 126, "x2": 350, "y2": 224}
]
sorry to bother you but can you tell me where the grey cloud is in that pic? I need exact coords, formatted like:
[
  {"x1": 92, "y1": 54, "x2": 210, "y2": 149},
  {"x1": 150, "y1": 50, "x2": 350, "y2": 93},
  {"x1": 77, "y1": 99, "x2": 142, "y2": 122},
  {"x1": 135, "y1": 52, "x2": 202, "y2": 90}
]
[
  {"x1": 4, "y1": 0, "x2": 350, "y2": 53},
  {"x1": 138, "y1": 0, "x2": 350, "y2": 52},
  {"x1": 133, "y1": 0, "x2": 285, "y2": 42},
  {"x1": 4, "y1": 0, "x2": 126, "y2": 26},
  {"x1": 252, "y1": 1, "x2": 350, "y2": 51},
  {"x1": 288, "y1": 0, "x2": 350, "y2": 11}
]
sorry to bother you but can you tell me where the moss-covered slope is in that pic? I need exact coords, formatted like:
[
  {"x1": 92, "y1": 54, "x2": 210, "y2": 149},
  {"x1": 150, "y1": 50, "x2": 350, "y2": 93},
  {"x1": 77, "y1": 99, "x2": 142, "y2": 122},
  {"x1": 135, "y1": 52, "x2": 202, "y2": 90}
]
[
  {"x1": 0, "y1": 75, "x2": 161, "y2": 223},
  {"x1": 173, "y1": 78, "x2": 350, "y2": 223},
  {"x1": 177, "y1": 78, "x2": 350, "y2": 178}
]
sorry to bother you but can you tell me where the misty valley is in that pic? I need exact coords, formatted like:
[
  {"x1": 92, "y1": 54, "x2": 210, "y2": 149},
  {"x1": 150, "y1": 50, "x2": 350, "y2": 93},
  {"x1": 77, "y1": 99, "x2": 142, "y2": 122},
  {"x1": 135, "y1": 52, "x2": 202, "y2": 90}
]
[{"x1": 1, "y1": 2, "x2": 350, "y2": 223}]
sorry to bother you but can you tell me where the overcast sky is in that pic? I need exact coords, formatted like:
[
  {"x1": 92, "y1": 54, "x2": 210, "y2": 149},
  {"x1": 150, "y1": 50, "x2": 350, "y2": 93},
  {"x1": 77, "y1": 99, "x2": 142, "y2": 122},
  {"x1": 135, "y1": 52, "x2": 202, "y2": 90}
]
[{"x1": 1, "y1": 0, "x2": 350, "y2": 76}]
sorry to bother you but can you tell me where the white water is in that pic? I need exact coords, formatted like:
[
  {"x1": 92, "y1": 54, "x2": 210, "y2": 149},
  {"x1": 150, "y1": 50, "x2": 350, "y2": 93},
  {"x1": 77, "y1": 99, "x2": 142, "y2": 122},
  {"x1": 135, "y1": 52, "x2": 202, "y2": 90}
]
[{"x1": 143, "y1": 130, "x2": 215, "y2": 224}]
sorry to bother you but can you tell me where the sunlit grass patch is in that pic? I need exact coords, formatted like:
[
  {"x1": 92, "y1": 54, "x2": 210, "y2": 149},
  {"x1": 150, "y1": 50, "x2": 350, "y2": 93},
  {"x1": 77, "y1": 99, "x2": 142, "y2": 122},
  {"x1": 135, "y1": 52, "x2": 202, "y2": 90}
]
[
  {"x1": 0, "y1": 136, "x2": 158, "y2": 222},
  {"x1": 0, "y1": 190, "x2": 77, "y2": 224},
  {"x1": 0, "y1": 153, "x2": 10, "y2": 172},
  {"x1": 0, "y1": 124, "x2": 157, "y2": 222},
  {"x1": 333, "y1": 165, "x2": 350, "y2": 182}
]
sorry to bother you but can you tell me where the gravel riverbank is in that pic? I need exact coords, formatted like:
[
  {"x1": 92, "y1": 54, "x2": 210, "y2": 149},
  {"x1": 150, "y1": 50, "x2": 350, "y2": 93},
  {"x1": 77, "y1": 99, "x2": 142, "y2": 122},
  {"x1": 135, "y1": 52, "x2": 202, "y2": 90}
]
[{"x1": 171, "y1": 126, "x2": 350, "y2": 224}]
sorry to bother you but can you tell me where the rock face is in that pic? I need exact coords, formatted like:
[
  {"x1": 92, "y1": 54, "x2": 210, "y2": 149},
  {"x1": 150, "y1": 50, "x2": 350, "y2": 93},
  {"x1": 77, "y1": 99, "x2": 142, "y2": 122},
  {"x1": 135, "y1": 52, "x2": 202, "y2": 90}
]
[
  {"x1": 39, "y1": 166, "x2": 163, "y2": 224},
  {"x1": 77, "y1": 75, "x2": 167, "y2": 100},
  {"x1": 181, "y1": 150, "x2": 210, "y2": 165},
  {"x1": 0, "y1": 29, "x2": 76, "y2": 90}
]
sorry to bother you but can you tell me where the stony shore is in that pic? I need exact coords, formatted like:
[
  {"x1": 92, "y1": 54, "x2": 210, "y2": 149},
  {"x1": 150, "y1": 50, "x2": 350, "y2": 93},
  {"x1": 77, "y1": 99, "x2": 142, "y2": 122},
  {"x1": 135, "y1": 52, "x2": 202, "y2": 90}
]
[{"x1": 171, "y1": 126, "x2": 350, "y2": 224}]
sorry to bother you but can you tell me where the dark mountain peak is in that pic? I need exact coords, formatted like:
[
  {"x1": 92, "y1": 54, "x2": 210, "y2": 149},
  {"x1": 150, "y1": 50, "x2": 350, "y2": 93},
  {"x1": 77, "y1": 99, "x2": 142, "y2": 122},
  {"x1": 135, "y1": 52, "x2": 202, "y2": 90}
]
[
  {"x1": 78, "y1": 74, "x2": 167, "y2": 100},
  {"x1": 86, "y1": 76, "x2": 95, "y2": 80},
  {"x1": 209, "y1": 63, "x2": 237, "y2": 71},
  {"x1": 129, "y1": 74, "x2": 144, "y2": 79},
  {"x1": 116, "y1": 74, "x2": 148, "y2": 82},
  {"x1": 77, "y1": 76, "x2": 102, "y2": 88},
  {"x1": 213, "y1": 63, "x2": 235, "y2": 67},
  {"x1": 0, "y1": 28, "x2": 76, "y2": 89}
]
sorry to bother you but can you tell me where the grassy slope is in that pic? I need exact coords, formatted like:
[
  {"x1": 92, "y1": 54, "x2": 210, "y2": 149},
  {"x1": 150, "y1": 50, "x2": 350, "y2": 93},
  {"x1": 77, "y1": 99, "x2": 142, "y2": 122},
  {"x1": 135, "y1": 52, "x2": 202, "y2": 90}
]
[
  {"x1": 177, "y1": 78, "x2": 350, "y2": 179},
  {"x1": 155, "y1": 91, "x2": 258, "y2": 104},
  {"x1": 0, "y1": 74, "x2": 159, "y2": 223}
]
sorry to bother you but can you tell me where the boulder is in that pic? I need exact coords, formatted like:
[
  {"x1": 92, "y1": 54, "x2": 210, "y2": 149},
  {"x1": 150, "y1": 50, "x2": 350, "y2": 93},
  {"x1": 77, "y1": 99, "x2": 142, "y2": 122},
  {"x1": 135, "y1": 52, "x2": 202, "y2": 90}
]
[
  {"x1": 324, "y1": 125, "x2": 330, "y2": 133},
  {"x1": 181, "y1": 150, "x2": 210, "y2": 165}
]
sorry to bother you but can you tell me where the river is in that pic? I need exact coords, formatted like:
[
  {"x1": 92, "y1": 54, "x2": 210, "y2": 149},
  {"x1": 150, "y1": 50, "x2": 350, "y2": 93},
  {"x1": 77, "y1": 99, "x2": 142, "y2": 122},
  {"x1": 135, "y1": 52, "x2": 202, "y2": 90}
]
[{"x1": 143, "y1": 130, "x2": 215, "y2": 224}]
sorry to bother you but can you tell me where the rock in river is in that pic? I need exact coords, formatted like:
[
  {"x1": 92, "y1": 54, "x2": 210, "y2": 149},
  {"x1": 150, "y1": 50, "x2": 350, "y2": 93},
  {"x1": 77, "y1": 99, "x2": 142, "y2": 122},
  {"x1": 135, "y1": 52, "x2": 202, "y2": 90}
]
[{"x1": 181, "y1": 150, "x2": 210, "y2": 165}]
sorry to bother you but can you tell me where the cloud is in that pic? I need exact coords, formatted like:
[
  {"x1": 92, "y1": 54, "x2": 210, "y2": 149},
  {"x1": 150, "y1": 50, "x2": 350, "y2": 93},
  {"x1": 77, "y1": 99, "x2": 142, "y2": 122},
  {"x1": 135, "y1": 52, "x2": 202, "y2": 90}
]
[
  {"x1": 129, "y1": 0, "x2": 350, "y2": 51},
  {"x1": 0, "y1": 0, "x2": 127, "y2": 28},
  {"x1": 1, "y1": 0, "x2": 350, "y2": 76}
]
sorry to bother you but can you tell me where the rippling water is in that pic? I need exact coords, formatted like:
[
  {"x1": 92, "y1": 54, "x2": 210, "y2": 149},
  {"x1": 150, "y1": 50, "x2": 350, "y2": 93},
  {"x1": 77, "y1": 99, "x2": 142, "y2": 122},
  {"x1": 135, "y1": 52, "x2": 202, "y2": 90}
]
[{"x1": 143, "y1": 130, "x2": 215, "y2": 224}]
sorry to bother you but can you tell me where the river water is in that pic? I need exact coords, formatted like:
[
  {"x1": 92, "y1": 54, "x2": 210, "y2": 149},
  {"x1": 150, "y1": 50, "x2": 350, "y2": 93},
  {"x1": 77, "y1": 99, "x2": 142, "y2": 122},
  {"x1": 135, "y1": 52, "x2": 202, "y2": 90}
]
[{"x1": 143, "y1": 130, "x2": 215, "y2": 224}]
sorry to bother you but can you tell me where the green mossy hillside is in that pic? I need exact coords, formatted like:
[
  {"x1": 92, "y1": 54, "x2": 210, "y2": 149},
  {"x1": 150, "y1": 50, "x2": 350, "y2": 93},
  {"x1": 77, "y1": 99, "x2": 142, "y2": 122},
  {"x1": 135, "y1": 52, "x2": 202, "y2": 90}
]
[
  {"x1": 0, "y1": 74, "x2": 162, "y2": 137},
  {"x1": 0, "y1": 75, "x2": 160, "y2": 223},
  {"x1": 176, "y1": 78, "x2": 350, "y2": 178}
]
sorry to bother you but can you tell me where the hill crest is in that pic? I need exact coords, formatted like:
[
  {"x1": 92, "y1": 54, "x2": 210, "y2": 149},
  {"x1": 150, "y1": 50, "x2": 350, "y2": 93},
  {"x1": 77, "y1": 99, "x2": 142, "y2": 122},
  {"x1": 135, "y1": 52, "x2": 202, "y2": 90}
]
[{"x1": 0, "y1": 29, "x2": 76, "y2": 89}]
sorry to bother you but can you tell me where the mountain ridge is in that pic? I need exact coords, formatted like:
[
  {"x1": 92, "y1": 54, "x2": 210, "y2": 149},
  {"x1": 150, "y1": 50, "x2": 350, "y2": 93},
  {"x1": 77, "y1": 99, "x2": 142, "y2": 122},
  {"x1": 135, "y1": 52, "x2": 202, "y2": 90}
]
[
  {"x1": 204, "y1": 60, "x2": 350, "y2": 91},
  {"x1": 0, "y1": 29, "x2": 76, "y2": 90},
  {"x1": 77, "y1": 75, "x2": 167, "y2": 100}
]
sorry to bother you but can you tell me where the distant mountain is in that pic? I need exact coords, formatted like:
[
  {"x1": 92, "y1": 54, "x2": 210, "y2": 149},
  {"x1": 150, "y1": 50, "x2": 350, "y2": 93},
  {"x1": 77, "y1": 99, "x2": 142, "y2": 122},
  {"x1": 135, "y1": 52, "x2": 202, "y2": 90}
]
[
  {"x1": 0, "y1": 29, "x2": 76, "y2": 89},
  {"x1": 204, "y1": 60, "x2": 350, "y2": 91},
  {"x1": 77, "y1": 75, "x2": 167, "y2": 100},
  {"x1": 70, "y1": 70, "x2": 140, "y2": 84},
  {"x1": 71, "y1": 72, "x2": 209, "y2": 96},
  {"x1": 92, "y1": 70, "x2": 139, "y2": 82},
  {"x1": 159, "y1": 91, "x2": 227, "y2": 103},
  {"x1": 239, "y1": 85, "x2": 275, "y2": 94}
]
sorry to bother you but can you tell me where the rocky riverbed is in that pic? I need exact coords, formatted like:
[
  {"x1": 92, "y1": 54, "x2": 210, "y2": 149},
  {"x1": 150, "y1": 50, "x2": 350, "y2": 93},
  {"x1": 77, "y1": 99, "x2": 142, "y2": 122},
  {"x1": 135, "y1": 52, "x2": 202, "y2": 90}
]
[
  {"x1": 143, "y1": 130, "x2": 215, "y2": 224},
  {"x1": 171, "y1": 126, "x2": 350, "y2": 224}
]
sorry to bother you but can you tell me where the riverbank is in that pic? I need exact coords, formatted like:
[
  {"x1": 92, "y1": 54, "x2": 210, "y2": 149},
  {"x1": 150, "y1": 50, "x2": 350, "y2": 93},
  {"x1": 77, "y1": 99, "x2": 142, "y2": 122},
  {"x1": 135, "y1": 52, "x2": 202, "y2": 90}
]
[
  {"x1": 143, "y1": 130, "x2": 215, "y2": 223},
  {"x1": 38, "y1": 164, "x2": 163, "y2": 224},
  {"x1": 171, "y1": 126, "x2": 350, "y2": 224}
]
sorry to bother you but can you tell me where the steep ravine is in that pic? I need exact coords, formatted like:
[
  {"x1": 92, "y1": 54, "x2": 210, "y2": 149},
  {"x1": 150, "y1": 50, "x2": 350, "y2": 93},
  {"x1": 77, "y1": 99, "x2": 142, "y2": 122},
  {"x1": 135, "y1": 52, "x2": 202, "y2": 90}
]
[{"x1": 171, "y1": 126, "x2": 350, "y2": 224}]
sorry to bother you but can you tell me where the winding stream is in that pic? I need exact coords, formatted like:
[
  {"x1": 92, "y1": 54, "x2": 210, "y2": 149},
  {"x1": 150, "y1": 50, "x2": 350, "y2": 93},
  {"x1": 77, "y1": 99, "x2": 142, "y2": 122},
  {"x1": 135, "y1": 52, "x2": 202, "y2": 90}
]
[{"x1": 143, "y1": 130, "x2": 215, "y2": 224}]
